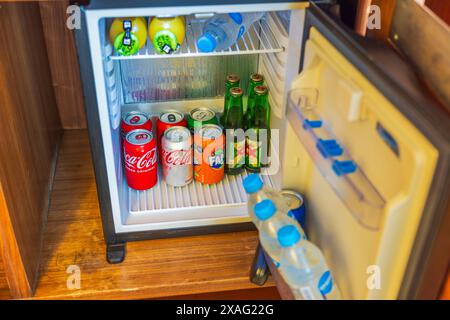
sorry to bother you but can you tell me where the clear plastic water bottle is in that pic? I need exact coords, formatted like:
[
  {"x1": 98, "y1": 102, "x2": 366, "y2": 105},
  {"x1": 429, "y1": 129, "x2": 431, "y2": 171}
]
[
  {"x1": 197, "y1": 12, "x2": 265, "y2": 52},
  {"x1": 254, "y1": 200, "x2": 306, "y2": 269},
  {"x1": 242, "y1": 174, "x2": 288, "y2": 228},
  {"x1": 277, "y1": 225, "x2": 342, "y2": 300}
]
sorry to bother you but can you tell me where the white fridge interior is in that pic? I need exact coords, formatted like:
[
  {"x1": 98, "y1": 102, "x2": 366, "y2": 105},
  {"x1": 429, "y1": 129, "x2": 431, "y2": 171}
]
[
  {"x1": 89, "y1": 8, "x2": 304, "y2": 234},
  {"x1": 85, "y1": 4, "x2": 438, "y2": 300}
]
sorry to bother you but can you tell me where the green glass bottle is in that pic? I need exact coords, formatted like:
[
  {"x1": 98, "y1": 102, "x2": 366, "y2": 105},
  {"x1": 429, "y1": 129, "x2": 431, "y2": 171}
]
[
  {"x1": 245, "y1": 85, "x2": 270, "y2": 172},
  {"x1": 224, "y1": 87, "x2": 245, "y2": 175},
  {"x1": 221, "y1": 74, "x2": 240, "y2": 126},
  {"x1": 245, "y1": 73, "x2": 264, "y2": 129}
]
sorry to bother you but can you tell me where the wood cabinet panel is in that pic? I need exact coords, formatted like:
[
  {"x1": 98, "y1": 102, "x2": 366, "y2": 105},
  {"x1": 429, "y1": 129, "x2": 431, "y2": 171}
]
[
  {"x1": 0, "y1": 2, "x2": 62, "y2": 298},
  {"x1": 426, "y1": 0, "x2": 450, "y2": 25},
  {"x1": 0, "y1": 251, "x2": 11, "y2": 299},
  {"x1": 366, "y1": 0, "x2": 397, "y2": 40},
  {"x1": 40, "y1": 0, "x2": 86, "y2": 129},
  {"x1": 442, "y1": 272, "x2": 450, "y2": 300}
]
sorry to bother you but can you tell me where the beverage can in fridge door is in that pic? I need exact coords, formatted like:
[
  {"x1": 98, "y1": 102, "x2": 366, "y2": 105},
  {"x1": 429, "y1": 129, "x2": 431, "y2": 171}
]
[
  {"x1": 161, "y1": 126, "x2": 193, "y2": 187},
  {"x1": 157, "y1": 110, "x2": 187, "y2": 155},
  {"x1": 123, "y1": 129, "x2": 158, "y2": 190},
  {"x1": 121, "y1": 111, "x2": 152, "y2": 140},
  {"x1": 187, "y1": 107, "x2": 218, "y2": 135},
  {"x1": 149, "y1": 16, "x2": 186, "y2": 54},
  {"x1": 194, "y1": 124, "x2": 224, "y2": 184},
  {"x1": 280, "y1": 190, "x2": 306, "y2": 229},
  {"x1": 109, "y1": 17, "x2": 147, "y2": 56}
]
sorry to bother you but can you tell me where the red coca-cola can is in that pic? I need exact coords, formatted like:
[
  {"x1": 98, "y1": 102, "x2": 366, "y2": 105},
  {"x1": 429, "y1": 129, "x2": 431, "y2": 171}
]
[
  {"x1": 123, "y1": 129, "x2": 158, "y2": 190},
  {"x1": 156, "y1": 110, "x2": 187, "y2": 154},
  {"x1": 121, "y1": 111, "x2": 152, "y2": 139},
  {"x1": 161, "y1": 126, "x2": 193, "y2": 187}
]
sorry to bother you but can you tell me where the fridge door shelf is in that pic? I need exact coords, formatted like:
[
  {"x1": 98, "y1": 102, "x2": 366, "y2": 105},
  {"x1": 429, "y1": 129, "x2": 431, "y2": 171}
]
[
  {"x1": 126, "y1": 168, "x2": 276, "y2": 225},
  {"x1": 287, "y1": 88, "x2": 386, "y2": 230},
  {"x1": 109, "y1": 13, "x2": 284, "y2": 60}
]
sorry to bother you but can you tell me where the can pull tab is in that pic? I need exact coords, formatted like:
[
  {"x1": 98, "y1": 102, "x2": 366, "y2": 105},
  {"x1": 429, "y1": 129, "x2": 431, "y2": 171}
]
[{"x1": 122, "y1": 20, "x2": 132, "y2": 46}]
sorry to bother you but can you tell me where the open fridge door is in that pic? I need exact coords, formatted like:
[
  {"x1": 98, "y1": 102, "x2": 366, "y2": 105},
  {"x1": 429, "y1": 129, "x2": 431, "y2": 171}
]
[{"x1": 281, "y1": 4, "x2": 450, "y2": 299}]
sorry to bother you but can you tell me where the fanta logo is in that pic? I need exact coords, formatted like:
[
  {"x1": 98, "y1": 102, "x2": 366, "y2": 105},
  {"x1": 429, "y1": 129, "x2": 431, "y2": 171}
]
[
  {"x1": 163, "y1": 149, "x2": 192, "y2": 166},
  {"x1": 208, "y1": 154, "x2": 224, "y2": 168},
  {"x1": 125, "y1": 148, "x2": 157, "y2": 169}
]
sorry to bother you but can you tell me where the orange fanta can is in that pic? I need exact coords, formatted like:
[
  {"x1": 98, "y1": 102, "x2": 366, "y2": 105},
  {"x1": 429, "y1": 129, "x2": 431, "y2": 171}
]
[{"x1": 194, "y1": 124, "x2": 224, "y2": 184}]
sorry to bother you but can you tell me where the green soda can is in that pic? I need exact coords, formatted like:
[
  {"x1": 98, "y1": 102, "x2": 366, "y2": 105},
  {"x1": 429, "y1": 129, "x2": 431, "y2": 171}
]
[{"x1": 187, "y1": 107, "x2": 218, "y2": 134}]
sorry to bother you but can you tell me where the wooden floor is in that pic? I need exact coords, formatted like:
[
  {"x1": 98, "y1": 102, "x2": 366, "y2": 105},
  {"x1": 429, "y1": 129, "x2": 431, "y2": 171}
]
[
  {"x1": 32, "y1": 130, "x2": 277, "y2": 299},
  {"x1": 0, "y1": 254, "x2": 11, "y2": 299}
]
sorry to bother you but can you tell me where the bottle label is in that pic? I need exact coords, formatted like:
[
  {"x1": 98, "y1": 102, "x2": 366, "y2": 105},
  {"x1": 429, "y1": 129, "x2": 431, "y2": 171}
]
[
  {"x1": 245, "y1": 136, "x2": 261, "y2": 169},
  {"x1": 226, "y1": 131, "x2": 245, "y2": 169},
  {"x1": 114, "y1": 32, "x2": 140, "y2": 56},
  {"x1": 153, "y1": 30, "x2": 180, "y2": 54},
  {"x1": 318, "y1": 271, "x2": 334, "y2": 297}
]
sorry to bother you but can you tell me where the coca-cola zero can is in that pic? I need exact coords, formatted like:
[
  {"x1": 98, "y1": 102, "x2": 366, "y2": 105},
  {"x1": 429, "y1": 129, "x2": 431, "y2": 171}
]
[
  {"x1": 123, "y1": 129, "x2": 158, "y2": 190},
  {"x1": 161, "y1": 126, "x2": 193, "y2": 187},
  {"x1": 121, "y1": 111, "x2": 152, "y2": 139},
  {"x1": 156, "y1": 110, "x2": 187, "y2": 156}
]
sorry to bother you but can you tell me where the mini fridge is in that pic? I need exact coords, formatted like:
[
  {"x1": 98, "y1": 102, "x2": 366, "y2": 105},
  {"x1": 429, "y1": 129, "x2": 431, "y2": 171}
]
[{"x1": 75, "y1": 0, "x2": 450, "y2": 299}]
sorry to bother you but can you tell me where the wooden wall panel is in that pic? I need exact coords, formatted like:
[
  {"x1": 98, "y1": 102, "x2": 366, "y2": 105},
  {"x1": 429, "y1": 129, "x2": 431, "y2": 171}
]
[
  {"x1": 366, "y1": 0, "x2": 397, "y2": 40},
  {"x1": 426, "y1": 0, "x2": 450, "y2": 25},
  {"x1": 390, "y1": 0, "x2": 450, "y2": 110},
  {"x1": 442, "y1": 272, "x2": 450, "y2": 300},
  {"x1": 40, "y1": 0, "x2": 86, "y2": 129},
  {"x1": 0, "y1": 249, "x2": 11, "y2": 299},
  {"x1": 0, "y1": 2, "x2": 62, "y2": 298}
]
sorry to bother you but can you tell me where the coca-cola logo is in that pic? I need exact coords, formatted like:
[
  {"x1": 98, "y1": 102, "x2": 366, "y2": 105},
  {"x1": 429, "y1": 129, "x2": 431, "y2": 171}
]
[
  {"x1": 162, "y1": 149, "x2": 192, "y2": 166},
  {"x1": 125, "y1": 148, "x2": 157, "y2": 169}
]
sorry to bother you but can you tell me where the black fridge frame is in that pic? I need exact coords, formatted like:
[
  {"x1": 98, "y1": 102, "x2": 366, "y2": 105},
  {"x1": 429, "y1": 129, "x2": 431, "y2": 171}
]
[{"x1": 74, "y1": 0, "x2": 450, "y2": 299}]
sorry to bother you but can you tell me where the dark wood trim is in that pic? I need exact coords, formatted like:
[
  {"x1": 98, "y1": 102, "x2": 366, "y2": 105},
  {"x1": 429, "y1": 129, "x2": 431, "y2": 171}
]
[{"x1": 0, "y1": 2, "x2": 62, "y2": 298}]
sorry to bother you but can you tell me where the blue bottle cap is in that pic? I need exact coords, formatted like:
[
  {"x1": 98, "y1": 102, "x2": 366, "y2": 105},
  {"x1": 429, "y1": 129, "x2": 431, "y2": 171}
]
[
  {"x1": 243, "y1": 174, "x2": 263, "y2": 194},
  {"x1": 197, "y1": 33, "x2": 217, "y2": 52},
  {"x1": 254, "y1": 199, "x2": 276, "y2": 221},
  {"x1": 278, "y1": 225, "x2": 301, "y2": 247}
]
